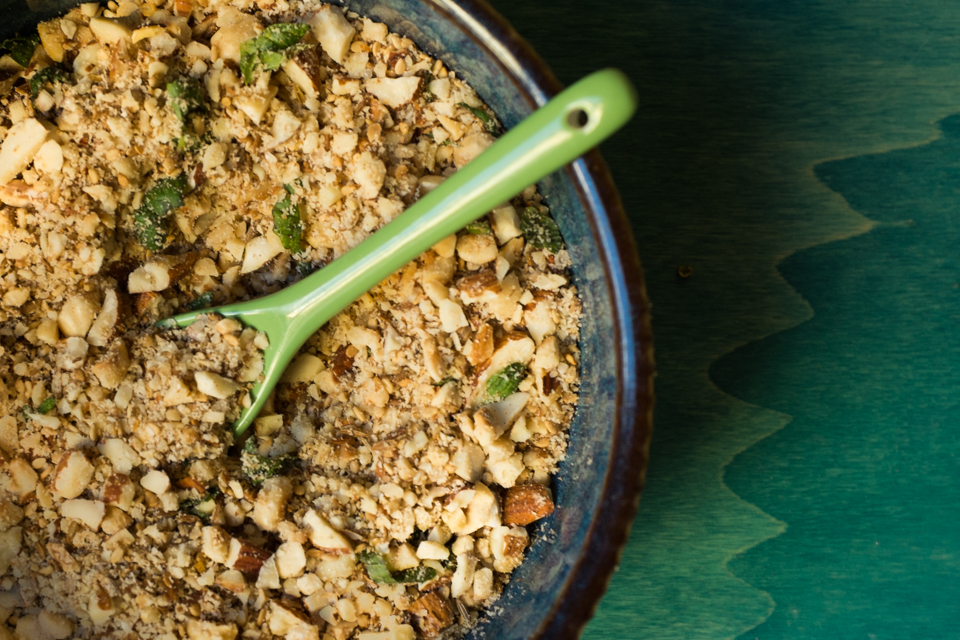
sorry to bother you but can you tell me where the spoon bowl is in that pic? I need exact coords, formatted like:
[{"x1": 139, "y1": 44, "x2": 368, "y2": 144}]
[{"x1": 161, "y1": 68, "x2": 637, "y2": 435}]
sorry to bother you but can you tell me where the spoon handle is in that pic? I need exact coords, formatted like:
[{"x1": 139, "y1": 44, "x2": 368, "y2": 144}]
[{"x1": 274, "y1": 68, "x2": 636, "y2": 323}]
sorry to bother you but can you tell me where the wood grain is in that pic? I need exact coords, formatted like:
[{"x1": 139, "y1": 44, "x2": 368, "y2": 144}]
[{"x1": 489, "y1": 0, "x2": 960, "y2": 637}]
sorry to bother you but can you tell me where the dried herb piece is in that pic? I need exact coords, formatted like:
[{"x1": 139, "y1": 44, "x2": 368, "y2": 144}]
[
  {"x1": 485, "y1": 363, "x2": 527, "y2": 401},
  {"x1": 37, "y1": 396, "x2": 56, "y2": 414},
  {"x1": 1, "y1": 34, "x2": 40, "y2": 67},
  {"x1": 394, "y1": 565, "x2": 438, "y2": 583},
  {"x1": 465, "y1": 218, "x2": 491, "y2": 235},
  {"x1": 186, "y1": 291, "x2": 214, "y2": 311},
  {"x1": 166, "y1": 78, "x2": 205, "y2": 123},
  {"x1": 239, "y1": 23, "x2": 310, "y2": 84},
  {"x1": 179, "y1": 487, "x2": 221, "y2": 522},
  {"x1": 420, "y1": 71, "x2": 437, "y2": 102},
  {"x1": 520, "y1": 206, "x2": 563, "y2": 253},
  {"x1": 30, "y1": 66, "x2": 67, "y2": 98},
  {"x1": 241, "y1": 438, "x2": 293, "y2": 486},
  {"x1": 272, "y1": 184, "x2": 303, "y2": 252},
  {"x1": 458, "y1": 102, "x2": 497, "y2": 135},
  {"x1": 134, "y1": 175, "x2": 186, "y2": 251},
  {"x1": 22, "y1": 396, "x2": 57, "y2": 421},
  {"x1": 357, "y1": 549, "x2": 438, "y2": 584}
]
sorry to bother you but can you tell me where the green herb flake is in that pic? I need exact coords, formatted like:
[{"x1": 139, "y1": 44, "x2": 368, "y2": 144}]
[
  {"x1": 432, "y1": 377, "x2": 456, "y2": 387},
  {"x1": 465, "y1": 218, "x2": 491, "y2": 235},
  {"x1": 271, "y1": 185, "x2": 303, "y2": 252},
  {"x1": 134, "y1": 175, "x2": 187, "y2": 251},
  {"x1": 179, "y1": 487, "x2": 221, "y2": 522},
  {"x1": 357, "y1": 550, "x2": 438, "y2": 585},
  {"x1": 241, "y1": 438, "x2": 293, "y2": 486},
  {"x1": 239, "y1": 23, "x2": 310, "y2": 84},
  {"x1": 458, "y1": 102, "x2": 498, "y2": 135},
  {"x1": 186, "y1": 291, "x2": 214, "y2": 311},
  {"x1": 485, "y1": 362, "x2": 527, "y2": 401},
  {"x1": 166, "y1": 78, "x2": 205, "y2": 123},
  {"x1": 421, "y1": 71, "x2": 437, "y2": 102},
  {"x1": 357, "y1": 549, "x2": 398, "y2": 584},
  {"x1": 294, "y1": 260, "x2": 320, "y2": 279},
  {"x1": 393, "y1": 565, "x2": 438, "y2": 583},
  {"x1": 1, "y1": 34, "x2": 40, "y2": 67},
  {"x1": 23, "y1": 396, "x2": 57, "y2": 420},
  {"x1": 37, "y1": 396, "x2": 56, "y2": 414},
  {"x1": 520, "y1": 206, "x2": 563, "y2": 253},
  {"x1": 30, "y1": 66, "x2": 67, "y2": 99}
]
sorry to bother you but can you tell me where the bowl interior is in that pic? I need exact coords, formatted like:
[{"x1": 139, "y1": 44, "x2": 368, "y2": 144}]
[{"x1": 0, "y1": 1, "x2": 650, "y2": 637}]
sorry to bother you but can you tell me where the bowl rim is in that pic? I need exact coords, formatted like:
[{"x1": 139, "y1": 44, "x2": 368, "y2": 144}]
[{"x1": 422, "y1": 1, "x2": 656, "y2": 636}]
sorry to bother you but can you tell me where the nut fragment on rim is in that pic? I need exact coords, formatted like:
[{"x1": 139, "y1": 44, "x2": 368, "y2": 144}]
[{"x1": 502, "y1": 483, "x2": 556, "y2": 526}]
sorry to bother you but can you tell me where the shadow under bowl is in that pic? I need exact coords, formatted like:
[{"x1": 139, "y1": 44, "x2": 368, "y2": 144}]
[{"x1": 0, "y1": 0, "x2": 655, "y2": 637}]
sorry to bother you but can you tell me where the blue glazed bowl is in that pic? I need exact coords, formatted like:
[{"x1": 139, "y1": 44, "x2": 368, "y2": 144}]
[{"x1": 0, "y1": 0, "x2": 654, "y2": 637}]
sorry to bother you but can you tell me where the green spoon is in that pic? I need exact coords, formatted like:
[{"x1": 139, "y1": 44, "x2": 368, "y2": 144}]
[{"x1": 161, "y1": 68, "x2": 637, "y2": 436}]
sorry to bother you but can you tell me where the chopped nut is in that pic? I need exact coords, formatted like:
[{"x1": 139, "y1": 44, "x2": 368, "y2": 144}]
[
  {"x1": 303, "y1": 509, "x2": 353, "y2": 553},
  {"x1": 410, "y1": 591, "x2": 454, "y2": 639},
  {"x1": 310, "y1": 5, "x2": 355, "y2": 64},
  {"x1": 0, "y1": 118, "x2": 50, "y2": 185},
  {"x1": 52, "y1": 451, "x2": 94, "y2": 499},
  {"x1": 226, "y1": 538, "x2": 271, "y2": 574},
  {"x1": 503, "y1": 483, "x2": 555, "y2": 525},
  {"x1": 60, "y1": 499, "x2": 105, "y2": 530},
  {"x1": 252, "y1": 475, "x2": 293, "y2": 532}
]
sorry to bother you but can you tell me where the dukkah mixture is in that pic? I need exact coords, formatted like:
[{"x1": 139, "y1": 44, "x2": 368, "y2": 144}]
[{"x1": 0, "y1": 1, "x2": 582, "y2": 638}]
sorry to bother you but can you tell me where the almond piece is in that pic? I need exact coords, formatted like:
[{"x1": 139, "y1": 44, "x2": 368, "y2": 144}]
[
  {"x1": 502, "y1": 483, "x2": 555, "y2": 526},
  {"x1": 363, "y1": 76, "x2": 421, "y2": 108},
  {"x1": 194, "y1": 371, "x2": 241, "y2": 399},
  {"x1": 3, "y1": 458, "x2": 37, "y2": 500},
  {"x1": 186, "y1": 619, "x2": 238, "y2": 640},
  {"x1": 52, "y1": 451, "x2": 94, "y2": 499},
  {"x1": 0, "y1": 502, "x2": 24, "y2": 531},
  {"x1": 410, "y1": 591, "x2": 454, "y2": 639},
  {"x1": 252, "y1": 476, "x2": 292, "y2": 533},
  {"x1": 89, "y1": 17, "x2": 132, "y2": 45},
  {"x1": 201, "y1": 526, "x2": 231, "y2": 564},
  {"x1": 215, "y1": 569, "x2": 247, "y2": 594},
  {"x1": 302, "y1": 509, "x2": 352, "y2": 553},
  {"x1": 282, "y1": 47, "x2": 323, "y2": 99},
  {"x1": 98, "y1": 439, "x2": 141, "y2": 474},
  {"x1": 101, "y1": 474, "x2": 135, "y2": 511},
  {"x1": 60, "y1": 499, "x2": 105, "y2": 530},
  {"x1": 86, "y1": 289, "x2": 120, "y2": 347},
  {"x1": 309, "y1": 5, "x2": 354, "y2": 64},
  {"x1": 275, "y1": 541, "x2": 306, "y2": 578},
  {"x1": 47, "y1": 541, "x2": 76, "y2": 572},
  {"x1": 0, "y1": 528, "x2": 22, "y2": 574},
  {"x1": 140, "y1": 469, "x2": 170, "y2": 495},
  {"x1": 58, "y1": 293, "x2": 100, "y2": 338},
  {"x1": 226, "y1": 538, "x2": 271, "y2": 574},
  {"x1": 99, "y1": 506, "x2": 133, "y2": 535},
  {"x1": 467, "y1": 323, "x2": 494, "y2": 366},
  {"x1": 457, "y1": 269, "x2": 500, "y2": 299},
  {"x1": 91, "y1": 340, "x2": 130, "y2": 390},
  {"x1": 88, "y1": 585, "x2": 116, "y2": 626},
  {"x1": 0, "y1": 118, "x2": 50, "y2": 185}
]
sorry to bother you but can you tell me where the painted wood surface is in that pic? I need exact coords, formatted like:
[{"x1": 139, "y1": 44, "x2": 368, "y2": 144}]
[{"x1": 487, "y1": 0, "x2": 960, "y2": 637}]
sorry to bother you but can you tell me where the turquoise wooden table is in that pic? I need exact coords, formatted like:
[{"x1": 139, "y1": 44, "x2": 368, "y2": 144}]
[{"x1": 488, "y1": 0, "x2": 960, "y2": 638}]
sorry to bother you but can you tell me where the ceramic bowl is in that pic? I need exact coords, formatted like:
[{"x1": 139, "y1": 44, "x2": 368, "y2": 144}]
[{"x1": 0, "y1": 0, "x2": 654, "y2": 637}]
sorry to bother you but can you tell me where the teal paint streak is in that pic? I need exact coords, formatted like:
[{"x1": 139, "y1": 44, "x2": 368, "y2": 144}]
[
  {"x1": 488, "y1": 0, "x2": 960, "y2": 636},
  {"x1": 717, "y1": 116, "x2": 960, "y2": 639}
]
